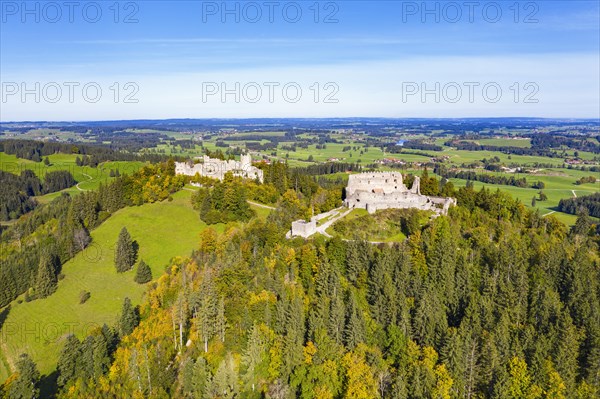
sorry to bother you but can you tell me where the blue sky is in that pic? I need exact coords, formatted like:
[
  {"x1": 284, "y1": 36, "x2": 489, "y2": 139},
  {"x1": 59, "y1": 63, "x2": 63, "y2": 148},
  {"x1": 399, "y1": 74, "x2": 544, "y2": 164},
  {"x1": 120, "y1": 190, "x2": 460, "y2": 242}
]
[{"x1": 1, "y1": 0, "x2": 599, "y2": 120}]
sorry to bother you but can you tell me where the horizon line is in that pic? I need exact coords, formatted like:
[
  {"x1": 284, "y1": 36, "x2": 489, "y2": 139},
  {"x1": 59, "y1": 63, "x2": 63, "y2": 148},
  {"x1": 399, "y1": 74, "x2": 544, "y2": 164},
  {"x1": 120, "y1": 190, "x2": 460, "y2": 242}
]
[{"x1": 2, "y1": 117, "x2": 600, "y2": 124}]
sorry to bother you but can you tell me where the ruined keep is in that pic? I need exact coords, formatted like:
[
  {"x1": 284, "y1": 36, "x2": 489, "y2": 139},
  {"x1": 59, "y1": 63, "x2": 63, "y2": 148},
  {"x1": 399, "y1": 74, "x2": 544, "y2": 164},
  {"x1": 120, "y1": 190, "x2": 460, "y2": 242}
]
[
  {"x1": 290, "y1": 219, "x2": 317, "y2": 238},
  {"x1": 344, "y1": 172, "x2": 455, "y2": 215},
  {"x1": 175, "y1": 154, "x2": 264, "y2": 183}
]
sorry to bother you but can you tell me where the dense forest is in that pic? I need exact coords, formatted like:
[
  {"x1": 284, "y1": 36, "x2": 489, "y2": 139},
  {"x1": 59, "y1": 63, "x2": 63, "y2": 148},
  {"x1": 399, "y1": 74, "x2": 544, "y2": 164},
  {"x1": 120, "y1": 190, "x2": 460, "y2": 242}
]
[
  {"x1": 2, "y1": 170, "x2": 599, "y2": 397},
  {"x1": 0, "y1": 170, "x2": 77, "y2": 221},
  {"x1": 434, "y1": 167, "x2": 531, "y2": 189},
  {"x1": 0, "y1": 139, "x2": 171, "y2": 164},
  {"x1": 445, "y1": 141, "x2": 559, "y2": 158},
  {"x1": 559, "y1": 193, "x2": 600, "y2": 218},
  {"x1": 529, "y1": 135, "x2": 600, "y2": 154}
]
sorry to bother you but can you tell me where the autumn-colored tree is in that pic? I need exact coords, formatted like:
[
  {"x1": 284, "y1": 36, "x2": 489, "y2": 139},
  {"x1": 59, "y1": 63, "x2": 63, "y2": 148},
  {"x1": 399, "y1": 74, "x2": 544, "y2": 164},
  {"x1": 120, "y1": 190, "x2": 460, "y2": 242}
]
[
  {"x1": 7, "y1": 354, "x2": 40, "y2": 399},
  {"x1": 342, "y1": 345, "x2": 379, "y2": 399}
]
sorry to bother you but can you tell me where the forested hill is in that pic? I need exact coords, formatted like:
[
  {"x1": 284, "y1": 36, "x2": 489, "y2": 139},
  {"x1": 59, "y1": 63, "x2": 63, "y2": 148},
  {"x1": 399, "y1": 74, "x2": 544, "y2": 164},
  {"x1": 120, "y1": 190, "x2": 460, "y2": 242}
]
[{"x1": 7, "y1": 183, "x2": 598, "y2": 399}]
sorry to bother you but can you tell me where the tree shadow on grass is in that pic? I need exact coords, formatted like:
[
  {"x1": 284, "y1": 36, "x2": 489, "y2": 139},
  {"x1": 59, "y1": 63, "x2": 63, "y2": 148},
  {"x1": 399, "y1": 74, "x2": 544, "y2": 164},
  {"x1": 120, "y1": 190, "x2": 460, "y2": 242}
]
[
  {"x1": 132, "y1": 240, "x2": 139, "y2": 265},
  {"x1": 0, "y1": 305, "x2": 10, "y2": 331},
  {"x1": 38, "y1": 369, "x2": 58, "y2": 398}
]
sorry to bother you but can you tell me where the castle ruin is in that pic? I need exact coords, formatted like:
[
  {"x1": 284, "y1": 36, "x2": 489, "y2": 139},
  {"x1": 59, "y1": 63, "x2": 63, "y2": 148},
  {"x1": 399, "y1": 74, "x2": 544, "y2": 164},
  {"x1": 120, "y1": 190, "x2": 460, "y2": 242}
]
[
  {"x1": 175, "y1": 154, "x2": 264, "y2": 183},
  {"x1": 288, "y1": 172, "x2": 455, "y2": 239},
  {"x1": 344, "y1": 172, "x2": 455, "y2": 215},
  {"x1": 290, "y1": 219, "x2": 317, "y2": 238}
]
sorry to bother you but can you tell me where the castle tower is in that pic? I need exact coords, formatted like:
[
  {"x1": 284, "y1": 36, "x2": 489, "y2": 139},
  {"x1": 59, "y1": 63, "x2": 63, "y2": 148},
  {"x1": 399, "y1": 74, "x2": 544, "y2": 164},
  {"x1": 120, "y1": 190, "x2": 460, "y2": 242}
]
[
  {"x1": 240, "y1": 154, "x2": 251, "y2": 166},
  {"x1": 410, "y1": 176, "x2": 421, "y2": 195}
]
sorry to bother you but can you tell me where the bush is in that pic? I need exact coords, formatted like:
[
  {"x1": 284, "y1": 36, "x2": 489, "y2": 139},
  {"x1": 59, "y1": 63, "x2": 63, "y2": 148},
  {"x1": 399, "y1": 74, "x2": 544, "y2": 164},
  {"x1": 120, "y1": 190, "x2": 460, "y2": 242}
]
[{"x1": 79, "y1": 291, "x2": 91, "y2": 304}]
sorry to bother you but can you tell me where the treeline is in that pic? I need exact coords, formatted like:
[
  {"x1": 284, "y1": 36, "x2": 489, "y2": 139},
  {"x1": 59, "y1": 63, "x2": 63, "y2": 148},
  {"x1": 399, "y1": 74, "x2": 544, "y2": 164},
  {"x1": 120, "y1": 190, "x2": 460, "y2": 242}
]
[
  {"x1": 399, "y1": 140, "x2": 444, "y2": 151},
  {"x1": 245, "y1": 142, "x2": 278, "y2": 152},
  {"x1": 0, "y1": 139, "x2": 171, "y2": 164},
  {"x1": 530, "y1": 134, "x2": 600, "y2": 154},
  {"x1": 91, "y1": 130, "x2": 169, "y2": 151},
  {"x1": 434, "y1": 167, "x2": 530, "y2": 188},
  {"x1": 558, "y1": 192, "x2": 600, "y2": 218},
  {"x1": 0, "y1": 161, "x2": 185, "y2": 308},
  {"x1": 384, "y1": 145, "x2": 437, "y2": 159},
  {"x1": 0, "y1": 170, "x2": 77, "y2": 221},
  {"x1": 291, "y1": 162, "x2": 361, "y2": 176},
  {"x1": 446, "y1": 140, "x2": 560, "y2": 157},
  {"x1": 29, "y1": 183, "x2": 600, "y2": 398}
]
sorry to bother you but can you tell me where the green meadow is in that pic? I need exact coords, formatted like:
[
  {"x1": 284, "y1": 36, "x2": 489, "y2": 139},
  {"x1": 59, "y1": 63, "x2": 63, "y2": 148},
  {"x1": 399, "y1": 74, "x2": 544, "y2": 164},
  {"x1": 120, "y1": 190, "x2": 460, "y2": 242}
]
[
  {"x1": 0, "y1": 152, "x2": 145, "y2": 203},
  {"x1": 325, "y1": 208, "x2": 408, "y2": 242},
  {"x1": 447, "y1": 175, "x2": 599, "y2": 225},
  {"x1": 0, "y1": 190, "x2": 215, "y2": 378}
]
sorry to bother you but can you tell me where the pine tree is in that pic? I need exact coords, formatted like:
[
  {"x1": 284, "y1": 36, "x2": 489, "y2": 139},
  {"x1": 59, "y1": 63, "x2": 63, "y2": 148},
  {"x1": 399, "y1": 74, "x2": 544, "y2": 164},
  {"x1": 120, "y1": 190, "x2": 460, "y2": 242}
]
[
  {"x1": 57, "y1": 334, "x2": 81, "y2": 388},
  {"x1": 572, "y1": 208, "x2": 591, "y2": 236},
  {"x1": 8, "y1": 353, "x2": 40, "y2": 399},
  {"x1": 118, "y1": 297, "x2": 139, "y2": 337},
  {"x1": 346, "y1": 240, "x2": 370, "y2": 288},
  {"x1": 344, "y1": 291, "x2": 365, "y2": 350},
  {"x1": 115, "y1": 227, "x2": 136, "y2": 273},
  {"x1": 210, "y1": 354, "x2": 239, "y2": 397},
  {"x1": 191, "y1": 357, "x2": 211, "y2": 397},
  {"x1": 35, "y1": 253, "x2": 57, "y2": 299},
  {"x1": 134, "y1": 260, "x2": 152, "y2": 284},
  {"x1": 242, "y1": 323, "x2": 266, "y2": 393},
  {"x1": 79, "y1": 336, "x2": 95, "y2": 381},
  {"x1": 91, "y1": 332, "x2": 110, "y2": 378},
  {"x1": 196, "y1": 270, "x2": 218, "y2": 353}
]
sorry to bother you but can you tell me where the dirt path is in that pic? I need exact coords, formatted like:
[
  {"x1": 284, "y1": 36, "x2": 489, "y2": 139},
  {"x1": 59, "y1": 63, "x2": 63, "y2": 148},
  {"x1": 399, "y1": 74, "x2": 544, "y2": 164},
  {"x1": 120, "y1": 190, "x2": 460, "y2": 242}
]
[
  {"x1": 76, "y1": 173, "x2": 93, "y2": 191},
  {"x1": 315, "y1": 209, "x2": 352, "y2": 238},
  {"x1": 247, "y1": 200, "x2": 276, "y2": 210},
  {"x1": 572, "y1": 190, "x2": 577, "y2": 198}
]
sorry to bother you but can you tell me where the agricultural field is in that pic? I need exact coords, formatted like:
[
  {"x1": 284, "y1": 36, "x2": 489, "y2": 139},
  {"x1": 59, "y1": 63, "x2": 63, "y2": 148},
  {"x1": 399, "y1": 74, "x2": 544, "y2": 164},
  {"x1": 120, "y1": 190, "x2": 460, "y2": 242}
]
[
  {"x1": 0, "y1": 189, "x2": 215, "y2": 378},
  {"x1": 0, "y1": 129, "x2": 92, "y2": 143}
]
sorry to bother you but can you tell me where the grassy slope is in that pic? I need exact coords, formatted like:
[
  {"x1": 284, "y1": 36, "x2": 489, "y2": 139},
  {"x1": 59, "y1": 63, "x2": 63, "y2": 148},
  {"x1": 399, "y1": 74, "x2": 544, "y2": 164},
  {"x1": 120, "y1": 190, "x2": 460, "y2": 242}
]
[
  {"x1": 0, "y1": 190, "x2": 213, "y2": 378},
  {"x1": 326, "y1": 208, "x2": 412, "y2": 242},
  {"x1": 0, "y1": 152, "x2": 145, "y2": 203}
]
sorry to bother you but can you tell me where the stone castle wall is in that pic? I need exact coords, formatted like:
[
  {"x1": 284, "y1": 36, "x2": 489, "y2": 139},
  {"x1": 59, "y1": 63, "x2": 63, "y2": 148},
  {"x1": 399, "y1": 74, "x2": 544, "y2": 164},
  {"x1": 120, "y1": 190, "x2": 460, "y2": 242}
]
[
  {"x1": 344, "y1": 172, "x2": 454, "y2": 215},
  {"x1": 346, "y1": 172, "x2": 407, "y2": 196},
  {"x1": 290, "y1": 220, "x2": 317, "y2": 238},
  {"x1": 175, "y1": 154, "x2": 263, "y2": 183}
]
